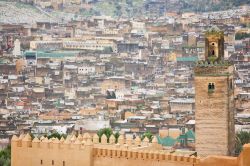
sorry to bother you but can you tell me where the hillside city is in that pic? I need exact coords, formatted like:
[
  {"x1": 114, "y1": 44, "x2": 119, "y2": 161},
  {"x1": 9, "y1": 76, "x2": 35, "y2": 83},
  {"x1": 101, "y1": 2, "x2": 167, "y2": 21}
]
[{"x1": 0, "y1": 0, "x2": 250, "y2": 166}]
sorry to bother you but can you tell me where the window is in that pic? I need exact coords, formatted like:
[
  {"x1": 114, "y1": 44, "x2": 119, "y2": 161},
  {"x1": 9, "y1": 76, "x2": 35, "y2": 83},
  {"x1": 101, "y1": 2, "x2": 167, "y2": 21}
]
[
  {"x1": 208, "y1": 83, "x2": 215, "y2": 93},
  {"x1": 52, "y1": 160, "x2": 54, "y2": 165},
  {"x1": 40, "y1": 160, "x2": 43, "y2": 165},
  {"x1": 63, "y1": 161, "x2": 65, "y2": 166},
  {"x1": 212, "y1": 50, "x2": 215, "y2": 56},
  {"x1": 229, "y1": 79, "x2": 233, "y2": 90}
]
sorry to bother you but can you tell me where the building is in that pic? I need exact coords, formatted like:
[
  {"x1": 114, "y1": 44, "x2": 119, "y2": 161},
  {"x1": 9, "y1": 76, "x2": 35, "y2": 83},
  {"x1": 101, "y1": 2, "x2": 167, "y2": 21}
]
[
  {"x1": 169, "y1": 98, "x2": 195, "y2": 114},
  {"x1": 194, "y1": 26, "x2": 235, "y2": 157}
]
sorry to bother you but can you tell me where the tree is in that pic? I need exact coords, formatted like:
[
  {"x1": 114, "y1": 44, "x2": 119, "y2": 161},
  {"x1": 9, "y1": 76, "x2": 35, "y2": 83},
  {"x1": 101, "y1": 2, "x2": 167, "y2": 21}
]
[
  {"x1": 46, "y1": 132, "x2": 66, "y2": 140},
  {"x1": 0, "y1": 145, "x2": 11, "y2": 166},
  {"x1": 114, "y1": 132, "x2": 120, "y2": 143},
  {"x1": 235, "y1": 131, "x2": 250, "y2": 155},
  {"x1": 141, "y1": 131, "x2": 153, "y2": 142},
  {"x1": 235, "y1": 33, "x2": 250, "y2": 40},
  {"x1": 97, "y1": 128, "x2": 113, "y2": 143}
]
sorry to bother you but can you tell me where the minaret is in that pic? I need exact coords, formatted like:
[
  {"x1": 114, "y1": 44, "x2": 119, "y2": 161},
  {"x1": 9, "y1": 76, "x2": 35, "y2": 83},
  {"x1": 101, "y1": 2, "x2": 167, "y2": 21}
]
[{"x1": 194, "y1": 26, "x2": 235, "y2": 157}]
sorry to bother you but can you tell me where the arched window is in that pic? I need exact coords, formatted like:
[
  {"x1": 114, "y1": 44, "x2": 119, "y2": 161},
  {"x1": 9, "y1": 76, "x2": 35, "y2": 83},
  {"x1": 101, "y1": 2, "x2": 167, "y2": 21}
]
[
  {"x1": 211, "y1": 83, "x2": 215, "y2": 89},
  {"x1": 208, "y1": 83, "x2": 215, "y2": 93},
  {"x1": 212, "y1": 50, "x2": 215, "y2": 56}
]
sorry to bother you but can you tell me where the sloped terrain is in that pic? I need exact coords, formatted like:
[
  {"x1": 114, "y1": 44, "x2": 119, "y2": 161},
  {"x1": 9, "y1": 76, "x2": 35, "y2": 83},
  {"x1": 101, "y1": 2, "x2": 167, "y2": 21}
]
[{"x1": 0, "y1": 1, "x2": 55, "y2": 24}]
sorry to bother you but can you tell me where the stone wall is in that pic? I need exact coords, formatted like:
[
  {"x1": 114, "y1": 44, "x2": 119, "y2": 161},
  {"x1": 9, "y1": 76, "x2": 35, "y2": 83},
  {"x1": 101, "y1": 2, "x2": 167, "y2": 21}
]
[
  {"x1": 195, "y1": 74, "x2": 235, "y2": 156},
  {"x1": 11, "y1": 134, "x2": 250, "y2": 166}
]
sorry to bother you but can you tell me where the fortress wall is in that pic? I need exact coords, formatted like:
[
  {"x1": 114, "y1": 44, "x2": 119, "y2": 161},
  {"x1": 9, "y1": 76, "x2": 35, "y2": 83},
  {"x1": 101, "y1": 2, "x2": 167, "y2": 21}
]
[
  {"x1": 11, "y1": 134, "x2": 94, "y2": 166},
  {"x1": 11, "y1": 134, "x2": 250, "y2": 166}
]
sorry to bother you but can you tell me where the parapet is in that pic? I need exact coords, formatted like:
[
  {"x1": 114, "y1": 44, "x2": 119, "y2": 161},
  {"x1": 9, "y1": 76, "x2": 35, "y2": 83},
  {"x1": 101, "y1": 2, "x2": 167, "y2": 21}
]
[
  {"x1": 93, "y1": 147, "x2": 200, "y2": 164},
  {"x1": 194, "y1": 61, "x2": 233, "y2": 76},
  {"x1": 11, "y1": 133, "x2": 161, "y2": 150}
]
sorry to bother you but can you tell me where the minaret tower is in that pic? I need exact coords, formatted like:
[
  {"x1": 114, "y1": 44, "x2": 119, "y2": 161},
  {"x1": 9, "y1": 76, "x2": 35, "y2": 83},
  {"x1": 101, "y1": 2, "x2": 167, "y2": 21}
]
[{"x1": 194, "y1": 26, "x2": 235, "y2": 157}]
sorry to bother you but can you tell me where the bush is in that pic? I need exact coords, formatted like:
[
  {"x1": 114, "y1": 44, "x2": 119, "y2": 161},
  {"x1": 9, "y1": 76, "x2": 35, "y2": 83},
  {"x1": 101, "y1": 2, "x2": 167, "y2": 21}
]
[
  {"x1": 0, "y1": 145, "x2": 11, "y2": 166},
  {"x1": 235, "y1": 131, "x2": 250, "y2": 155}
]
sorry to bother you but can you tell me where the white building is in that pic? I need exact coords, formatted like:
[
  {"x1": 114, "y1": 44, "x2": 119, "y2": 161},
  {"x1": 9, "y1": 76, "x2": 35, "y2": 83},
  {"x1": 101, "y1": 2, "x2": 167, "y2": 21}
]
[{"x1": 78, "y1": 66, "x2": 95, "y2": 75}]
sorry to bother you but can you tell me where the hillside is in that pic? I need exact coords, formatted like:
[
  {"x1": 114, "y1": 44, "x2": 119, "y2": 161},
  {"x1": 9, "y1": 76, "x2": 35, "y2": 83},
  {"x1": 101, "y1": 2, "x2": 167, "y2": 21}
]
[
  {"x1": 80, "y1": 0, "x2": 250, "y2": 17},
  {"x1": 0, "y1": 0, "x2": 249, "y2": 23},
  {"x1": 0, "y1": 1, "x2": 55, "y2": 24}
]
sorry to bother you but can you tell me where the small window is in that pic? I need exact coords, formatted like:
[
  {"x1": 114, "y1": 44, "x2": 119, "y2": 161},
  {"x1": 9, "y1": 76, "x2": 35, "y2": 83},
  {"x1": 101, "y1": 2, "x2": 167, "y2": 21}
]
[
  {"x1": 229, "y1": 79, "x2": 233, "y2": 90},
  {"x1": 63, "y1": 161, "x2": 65, "y2": 166},
  {"x1": 208, "y1": 83, "x2": 215, "y2": 93},
  {"x1": 52, "y1": 160, "x2": 54, "y2": 165},
  {"x1": 41, "y1": 160, "x2": 43, "y2": 165},
  {"x1": 212, "y1": 50, "x2": 215, "y2": 56}
]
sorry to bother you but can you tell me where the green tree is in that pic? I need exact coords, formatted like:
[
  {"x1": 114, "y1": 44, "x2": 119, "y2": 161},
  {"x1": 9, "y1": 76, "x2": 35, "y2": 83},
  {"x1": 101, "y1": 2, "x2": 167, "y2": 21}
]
[
  {"x1": 235, "y1": 33, "x2": 250, "y2": 40},
  {"x1": 114, "y1": 132, "x2": 120, "y2": 143},
  {"x1": 235, "y1": 131, "x2": 250, "y2": 155},
  {"x1": 97, "y1": 128, "x2": 113, "y2": 143},
  {"x1": 141, "y1": 131, "x2": 153, "y2": 142},
  {"x1": 0, "y1": 145, "x2": 11, "y2": 166},
  {"x1": 46, "y1": 132, "x2": 66, "y2": 140}
]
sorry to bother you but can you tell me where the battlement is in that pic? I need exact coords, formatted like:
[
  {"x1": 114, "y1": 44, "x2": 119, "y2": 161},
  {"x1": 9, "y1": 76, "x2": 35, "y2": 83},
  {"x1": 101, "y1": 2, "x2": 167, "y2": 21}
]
[
  {"x1": 11, "y1": 133, "x2": 162, "y2": 150},
  {"x1": 93, "y1": 147, "x2": 200, "y2": 164},
  {"x1": 194, "y1": 61, "x2": 233, "y2": 76},
  {"x1": 11, "y1": 134, "x2": 250, "y2": 166}
]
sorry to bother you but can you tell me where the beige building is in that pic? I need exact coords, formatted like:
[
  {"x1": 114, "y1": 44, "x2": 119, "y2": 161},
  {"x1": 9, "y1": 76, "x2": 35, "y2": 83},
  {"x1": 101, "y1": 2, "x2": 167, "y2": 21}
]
[
  {"x1": 101, "y1": 77, "x2": 131, "y2": 94},
  {"x1": 169, "y1": 98, "x2": 195, "y2": 113}
]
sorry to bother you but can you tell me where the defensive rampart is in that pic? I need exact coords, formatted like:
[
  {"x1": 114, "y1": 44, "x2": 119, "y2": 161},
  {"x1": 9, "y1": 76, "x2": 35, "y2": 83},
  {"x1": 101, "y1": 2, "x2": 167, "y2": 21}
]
[{"x1": 11, "y1": 134, "x2": 250, "y2": 166}]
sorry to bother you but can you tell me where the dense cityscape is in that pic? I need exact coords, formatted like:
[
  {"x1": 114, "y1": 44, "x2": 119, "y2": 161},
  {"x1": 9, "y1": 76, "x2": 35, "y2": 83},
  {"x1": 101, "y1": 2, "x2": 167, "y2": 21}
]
[{"x1": 0, "y1": 0, "x2": 249, "y2": 166}]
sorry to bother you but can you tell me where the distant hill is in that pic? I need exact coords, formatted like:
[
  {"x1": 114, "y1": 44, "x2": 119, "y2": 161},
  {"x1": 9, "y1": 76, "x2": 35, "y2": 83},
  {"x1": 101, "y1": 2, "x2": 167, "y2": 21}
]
[
  {"x1": 0, "y1": 1, "x2": 54, "y2": 24},
  {"x1": 81, "y1": 0, "x2": 250, "y2": 17},
  {"x1": 0, "y1": 0, "x2": 249, "y2": 22},
  {"x1": 171, "y1": 0, "x2": 250, "y2": 12}
]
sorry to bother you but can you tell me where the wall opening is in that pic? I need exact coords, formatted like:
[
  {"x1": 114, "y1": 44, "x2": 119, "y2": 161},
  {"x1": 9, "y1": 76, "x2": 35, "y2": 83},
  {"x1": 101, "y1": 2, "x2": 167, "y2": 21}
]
[
  {"x1": 229, "y1": 79, "x2": 233, "y2": 90},
  {"x1": 212, "y1": 50, "x2": 215, "y2": 56},
  {"x1": 208, "y1": 83, "x2": 215, "y2": 93}
]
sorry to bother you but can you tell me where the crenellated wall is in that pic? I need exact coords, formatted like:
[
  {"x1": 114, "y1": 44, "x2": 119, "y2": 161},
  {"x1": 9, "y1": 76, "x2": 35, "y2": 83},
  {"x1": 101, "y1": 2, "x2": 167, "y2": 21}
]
[
  {"x1": 93, "y1": 147, "x2": 199, "y2": 166},
  {"x1": 11, "y1": 133, "x2": 250, "y2": 166}
]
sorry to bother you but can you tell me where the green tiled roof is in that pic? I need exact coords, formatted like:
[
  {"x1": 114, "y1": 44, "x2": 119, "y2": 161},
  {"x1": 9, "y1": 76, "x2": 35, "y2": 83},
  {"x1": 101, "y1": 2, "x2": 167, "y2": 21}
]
[
  {"x1": 24, "y1": 51, "x2": 78, "y2": 58},
  {"x1": 177, "y1": 56, "x2": 198, "y2": 62},
  {"x1": 157, "y1": 136, "x2": 176, "y2": 147},
  {"x1": 186, "y1": 130, "x2": 195, "y2": 140},
  {"x1": 157, "y1": 130, "x2": 195, "y2": 147},
  {"x1": 25, "y1": 51, "x2": 36, "y2": 56}
]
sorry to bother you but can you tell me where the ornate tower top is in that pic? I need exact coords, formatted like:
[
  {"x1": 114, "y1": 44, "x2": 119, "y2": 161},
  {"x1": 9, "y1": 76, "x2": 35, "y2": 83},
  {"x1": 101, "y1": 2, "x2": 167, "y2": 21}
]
[
  {"x1": 204, "y1": 26, "x2": 224, "y2": 62},
  {"x1": 206, "y1": 26, "x2": 224, "y2": 36}
]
